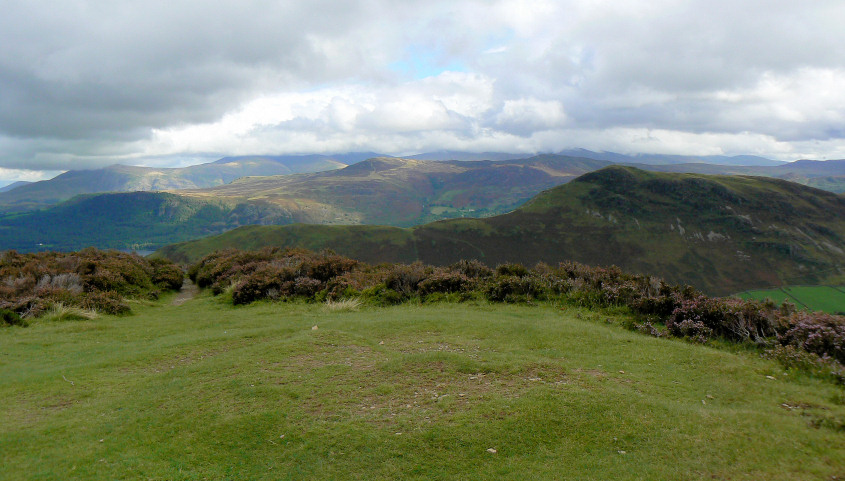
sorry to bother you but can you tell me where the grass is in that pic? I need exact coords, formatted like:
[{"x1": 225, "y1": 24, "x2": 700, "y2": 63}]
[
  {"x1": 40, "y1": 303, "x2": 99, "y2": 322},
  {"x1": 1, "y1": 294, "x2": 844, "y2": 480},
  {"x1": 737, "y1": 285, "x2": 845, "y2": 314}
]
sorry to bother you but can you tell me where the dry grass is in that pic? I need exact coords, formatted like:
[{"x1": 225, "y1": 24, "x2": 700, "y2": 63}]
[
  {"x1": 40, "y1": 303, "x2": 99, "y2": 322},
  {"x1": 322, "y1": 297, "x2": 362, "y2": 312}
]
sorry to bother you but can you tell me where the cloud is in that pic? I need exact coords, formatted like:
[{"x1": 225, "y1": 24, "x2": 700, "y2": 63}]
[{"x1": 2, "y1": 0, "x2": 845, "y2": 176}]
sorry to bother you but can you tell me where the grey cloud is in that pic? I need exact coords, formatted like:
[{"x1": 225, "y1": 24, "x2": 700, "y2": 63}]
[{"x1": 3, "y1": 0, "x2": 845, "y2": 174}]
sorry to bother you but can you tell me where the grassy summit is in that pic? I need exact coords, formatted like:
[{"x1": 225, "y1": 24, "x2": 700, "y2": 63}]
[{"x1": 2, "y1": 296, "x2": 844, "y2": 480}]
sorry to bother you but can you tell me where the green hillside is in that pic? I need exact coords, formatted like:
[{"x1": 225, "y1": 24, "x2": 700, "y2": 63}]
[
  {"x1": 178, "y1": 155, "x2": 610, "y2": 226},
  {"x1": 0, "y1": 156, "x2": 608, "y2": 253},
  {"x1": 2, "y1": 297, "x2": 843, "y2": 480},
  {"x1": 0, "y1": 154, "x2": 359, "y2": 213},
  {"x1": 0, "y1": 192, "x2": 296, "y2": 252},
  {"x1": 157, "y1": 167, "x2": 845, "y2": 295}
]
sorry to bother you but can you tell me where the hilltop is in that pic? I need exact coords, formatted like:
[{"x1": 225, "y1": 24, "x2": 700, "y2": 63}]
[{"x1": 157, "y1": 166, "x2": 845, "y2": 295}]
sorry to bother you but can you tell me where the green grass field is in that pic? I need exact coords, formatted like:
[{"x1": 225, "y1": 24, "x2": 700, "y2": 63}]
[
  {"x1": 737, "y1": 285, "x2": 845, "y2": 314},
  {"x1": 1, "y1": 294, "x2": 844, "y2": 480}
]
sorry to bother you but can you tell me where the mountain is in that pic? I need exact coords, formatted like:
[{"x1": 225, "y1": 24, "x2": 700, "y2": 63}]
[
  {"x1": 0, "y1": 155, "x2": 609, "y2": 252},
  {"x1": 176, "y1": 155, "x2": 611, "y2": 226},
  {"x1": 0, "y1": 181, "x2": 30, "y2": 193},
  {"x1": 0, "y1": 153, "x2": 382, "y2": 213},
  {"x1": 406, "y1": 151, "x2": 533, "y2": 161},
  {"x1": 156, "y1": 167, "x2": 845, "y2": 295},
  {"x1": 0, "y1": 192, "x2": 298, "y2": 253},
  {"x1": 634, "y1": 159, "x2": 845, "y2": 193},
  {"x1": 558, "y1": 148, "x2": 785, "y2": 166}
]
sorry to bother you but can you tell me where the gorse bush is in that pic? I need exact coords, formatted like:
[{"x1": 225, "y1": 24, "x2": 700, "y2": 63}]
[
  {"x1": 189, "y1": 248, "x2": 845, "y2": 381},
  {"x1": 0, "y1": 249, "x2": 183, "y2": 320}
]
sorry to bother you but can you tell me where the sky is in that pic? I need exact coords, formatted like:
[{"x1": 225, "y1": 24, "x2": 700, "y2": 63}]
[{"x1": 2, "y1": 0, "x2": 845, "y2": 183}]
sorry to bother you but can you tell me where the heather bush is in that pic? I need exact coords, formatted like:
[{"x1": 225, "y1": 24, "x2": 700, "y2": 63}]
[
  {"x1": 150, "y1": 258, "x2": 185, "y2": 291},
  {"x1": 0, "y1": 249, "x2": 181, "y2": 318},
  {"x1": 666, "y1": 296, "x2": 775, "y2": 343},
  {"x1": 449, "y1": 259, "x2": 493, "y2": 279},
  {"x1": 384, "y1": 262, "x2": 429, "y2": 297},
  {"x1": 187, "y1": 247, "x2": 845, "y2": 382},
  {"x1": 418, "y1": 270, "x2": 473, "y2": 295},
  {"x1": 485, "y1": 275, "x2": 544, "y2": 303},
  {"x1": 776, "y1": 312, "x2": 845, "y2": 365},
  {"x1": 495, "y1": 263, "x2": 529, "y2": 278}
]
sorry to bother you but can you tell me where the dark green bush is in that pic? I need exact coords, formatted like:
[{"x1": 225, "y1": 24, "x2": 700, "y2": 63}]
[{"x1": 0, "y1": 308, "x2": 24, "y2": 327}]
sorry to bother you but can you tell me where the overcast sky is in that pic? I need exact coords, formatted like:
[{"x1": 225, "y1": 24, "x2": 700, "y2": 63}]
[{"x1": 2, "y1": 0, "x2": 845, "y2": 181}]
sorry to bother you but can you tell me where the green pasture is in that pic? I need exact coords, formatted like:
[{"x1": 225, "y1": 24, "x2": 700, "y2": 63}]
[
  {"x1": 737, "y1": 285, "x2": 845, "y2": 314},
  {"x1": 1, "y1": 295, "x2": 843, "y2": 480}
]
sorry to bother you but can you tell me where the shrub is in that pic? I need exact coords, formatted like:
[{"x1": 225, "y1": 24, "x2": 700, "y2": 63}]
[
  {"x1": 384, "y1": 263, "x2": 429, "y2": 297},
  {"x1": 79, "y1": 291, "x2": 130, "y2": 315},
  {"x1": 449, "y1": 259, "x2": 493, "y2": 279},
  {"x1": 485, "y1": 275, "x2": 543, "y2": 303},
  {"x1": 0, "y1": 308, "x2": 24, "y2": 327},
  {"x1": 150, "y1": 258, "x2": 185, "y2": 291},
  {"x1": 495, "y1": 263, "x2": 529, "y2": 278},
  {"x1": 777, "y1": 312, "x2": 845, "y2": 365},
  {"x1": 666, "y1": 296, "x2": 775, "y2": 343},
  {"x1": 418, "y1": 270, "x2": 472, "y2": 295},
  {"x1": 0, "y1": 250, "x2": 177, "y2": 318}
]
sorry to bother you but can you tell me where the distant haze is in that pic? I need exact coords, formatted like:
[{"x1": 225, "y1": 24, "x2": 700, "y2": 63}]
[{"x1": 2, "y1": 1, "x2": 845, "y2": 182}]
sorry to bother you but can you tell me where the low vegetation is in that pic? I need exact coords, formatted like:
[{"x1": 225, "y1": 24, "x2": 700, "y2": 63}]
[
  {"x1": 0, "y1": 249, "x2": 184, "y2": 321},
  {"x1": 2, "y1": 296, "x2": 843, "y2": 479},
  {"x1": 189, "y1": 248, "x2": 845, "y2": 383}
]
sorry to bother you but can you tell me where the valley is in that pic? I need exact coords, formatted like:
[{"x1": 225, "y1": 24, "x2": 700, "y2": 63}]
[{"x1": 158, "y1": 166, "x2": 845, "y2": 295}]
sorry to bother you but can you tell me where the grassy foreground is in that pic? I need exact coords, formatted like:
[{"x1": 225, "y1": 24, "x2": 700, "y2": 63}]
[{"x1": 2, "y1": 295, "x2": 844, "y2": 480}]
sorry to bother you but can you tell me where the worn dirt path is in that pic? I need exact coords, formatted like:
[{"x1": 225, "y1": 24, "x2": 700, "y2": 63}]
[{"x1": 171, "y1": 279, "x2": 199, "y2": 306}]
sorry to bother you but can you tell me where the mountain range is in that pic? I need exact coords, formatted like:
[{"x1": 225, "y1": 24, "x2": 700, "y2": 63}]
[
  {"x1": 156, "y1": 166, "x2": 845, "y2": 296},
  {"x1": 0, "y1": 155, "x2": 609, "y2": 252},
  {"x1": 3, "y1": 150, "x2": 843, "y2": 214},
  {"x1": 0, "y1": 153, "x2": 380, "y2": 212}
]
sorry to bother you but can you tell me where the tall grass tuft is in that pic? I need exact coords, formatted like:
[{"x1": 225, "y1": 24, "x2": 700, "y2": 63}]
[
  {"x1": 41, "y1": 303, "x2": 99, "y2": 322},
  {"x1": 323, "y1": 298, "x2": 362, "y2": 312}
]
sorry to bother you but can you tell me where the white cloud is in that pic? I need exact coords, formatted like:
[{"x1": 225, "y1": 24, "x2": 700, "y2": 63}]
[{"x1": 2, "y1": 0, "x2": 845, "y2": 176}]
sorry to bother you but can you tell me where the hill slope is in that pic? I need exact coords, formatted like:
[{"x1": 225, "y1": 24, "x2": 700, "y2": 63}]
[
  {"x1": 0, "y1": 192, "x2": 298, "y2": 252},
  {"x1": 637, "y1": 159, "x2": 845, "y2": 193},
  {"x1": 178, "y1": 155, "x2": 611, "y2": 226},
  {"x1": 158, "y1": 167, "x2": 845, "y2": 295},
  {"x1": 0, "y1": 154, "x2": 377, "y2": 212},
  {"x1": 0, "y1": 155, "x2": 609, "y2": 253}
]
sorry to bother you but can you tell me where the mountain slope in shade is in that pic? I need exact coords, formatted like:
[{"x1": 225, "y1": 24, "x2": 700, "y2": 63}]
[
  {"x1": 0, "y1": 192, "x2": 297, "y2": 252},
  {"x1": 0, "y1": 181, "x2": 31, "y2": 193},
  {"x1": 156, "y1": 167, "x2": 845, "y2": 295},
  {"x1": 0, "y1": 154, "x2": 378, "y2": 212}
]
